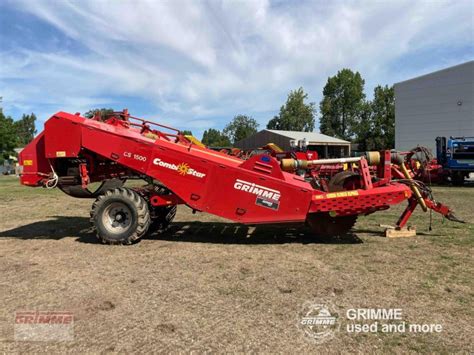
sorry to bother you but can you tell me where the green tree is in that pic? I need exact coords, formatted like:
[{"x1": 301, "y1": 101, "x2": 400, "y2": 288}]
[
  {"x1": 201, "y1": 128, "x2": 231, "y2": 147},
  {"x1": 223, "y1": 115, "x2": 258, "y2": 144},
  {"x1": 84, "y1": 108, "x2": 114, "y2": 119},
  {"x1": 14, "y1": 113, "x2": 37, "y2": 147},
  {"x1": 181, "y1": 130, "x2": 193, "y2": 136},
  {"x1": 353, "y1": 101, "x2": 374, "y2": 151},
  {"x1": 319, "y1": 69, "x2": 365, "y2": 140},
  {"x1": 0, "y1": 111, "x2": 18, "y2": 164},
  {"x1": 354, "y1": 85, "x2": 395, "y2": 151},
  {"x1": 370, "y1": 85, "x2": 395, "y2": 149},
  {"x1": 267, "y1": 87, "x2": 315, "y2": 132}
]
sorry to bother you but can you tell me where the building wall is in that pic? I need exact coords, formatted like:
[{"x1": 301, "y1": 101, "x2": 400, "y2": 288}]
[
  {"x1": 234, "y1": 130, "x2": 350, "y2": 157},
  {"x1": 234, "y1": 130, "x2": 295, "y2": 150},
  {"x1": 395, "y1": 61, "x2": 474, "y2": 153}
]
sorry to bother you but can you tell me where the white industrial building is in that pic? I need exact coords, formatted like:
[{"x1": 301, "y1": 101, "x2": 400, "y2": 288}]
[
  {"x1": 234, "y1": 129, "x2": 351, "y2": 158},
  {"x1": 395, "y1": 61, "x2": 474, "y2": 153}
]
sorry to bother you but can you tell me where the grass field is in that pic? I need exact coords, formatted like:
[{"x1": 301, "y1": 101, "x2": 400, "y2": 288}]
[{"x1": 0, "y1": 175, "x2": 472, "y2": 352}]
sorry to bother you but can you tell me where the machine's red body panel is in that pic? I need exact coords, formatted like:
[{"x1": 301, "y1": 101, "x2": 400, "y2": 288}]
[
  {"x1": 75, "y1": 115, "x2": 314, "y2": 223},
  {"x1": 44, "y1": 112, "x2": 84, "y2": 158},
  {"x1": 19, "y1": 132, "x2": 49, "y2": 186}
]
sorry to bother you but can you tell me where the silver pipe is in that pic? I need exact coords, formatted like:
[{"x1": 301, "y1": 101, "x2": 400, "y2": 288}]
[{"x1": 308, "y1": 157, "x2": 362, "y2": 165}]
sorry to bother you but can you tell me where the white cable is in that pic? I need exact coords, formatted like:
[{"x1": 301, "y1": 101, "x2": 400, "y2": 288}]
[{"x1": 46, "y1": 160, "x2": 59, "y2": 189}]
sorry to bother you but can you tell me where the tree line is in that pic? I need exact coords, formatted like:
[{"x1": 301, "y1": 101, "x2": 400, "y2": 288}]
[
  {"x1": 201, "y1": 68, "x2": 394, "y2": 151},
  {"x1": 0, "y1": 111, "x2": 37, "y2": 164}
]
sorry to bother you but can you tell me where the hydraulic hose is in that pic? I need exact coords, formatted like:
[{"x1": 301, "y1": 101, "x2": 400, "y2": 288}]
[{"x1": 391, "y1": 153, "x2": 428, "y2": 212}]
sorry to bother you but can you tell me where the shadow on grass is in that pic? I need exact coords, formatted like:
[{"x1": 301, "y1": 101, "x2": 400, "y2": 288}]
[
  {"x1": 0, "y1": 217, "x2": 364, "y2": 245},
  {"x1": 0, "y1": 216, "x2": 93, "y2": 241},
  {"x1": 146, "y1": 221, "x2": 364, "y2": 245}
]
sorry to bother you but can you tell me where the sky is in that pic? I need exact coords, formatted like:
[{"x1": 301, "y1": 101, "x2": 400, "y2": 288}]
[{"x1": 0, "y1": 0, "x2": 473, "y2": 139}]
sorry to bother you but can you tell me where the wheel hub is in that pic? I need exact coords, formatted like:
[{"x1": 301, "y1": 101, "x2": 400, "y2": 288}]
[{"x1": 102, "y1": 202, "x2": 132, "y2": 234}]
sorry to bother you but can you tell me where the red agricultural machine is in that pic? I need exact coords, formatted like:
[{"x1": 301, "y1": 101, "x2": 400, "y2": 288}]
[{"x1": 19, "y1": 110, "x2": 464, "y2": 244}]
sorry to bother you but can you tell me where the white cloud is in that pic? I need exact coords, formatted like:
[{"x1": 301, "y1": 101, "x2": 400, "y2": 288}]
[{"x1": 1, "y1": 0, "x2": 472, "y2": 136}]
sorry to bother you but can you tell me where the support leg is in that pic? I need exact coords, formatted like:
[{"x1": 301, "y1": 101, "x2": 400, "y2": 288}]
[{"x1": 396, "y1": 198, "x2": 418, "y2": 228}]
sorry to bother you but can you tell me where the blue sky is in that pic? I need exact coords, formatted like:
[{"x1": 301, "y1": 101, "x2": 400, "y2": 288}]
[{"x1": 0, "y1": 0, "x2": 472, "y2": 139}]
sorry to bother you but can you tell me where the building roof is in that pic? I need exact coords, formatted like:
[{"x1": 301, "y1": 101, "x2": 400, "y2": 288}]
[
  {"x1": 266, "y1": 129, "x2": 350, "y2": 144},
  {"x1": 394, "y1": 60, "x2": 473, "y2": 86}
]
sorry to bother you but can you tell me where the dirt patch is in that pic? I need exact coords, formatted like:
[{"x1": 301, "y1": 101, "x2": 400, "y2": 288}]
[{"x1": 0, "y1": 176, "x2": 472, "y2": 352}]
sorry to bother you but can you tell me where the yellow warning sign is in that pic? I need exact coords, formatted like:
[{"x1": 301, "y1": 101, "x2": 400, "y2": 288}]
[
  {"x1": 314, "y1": 190, "x2": 359, "y2": 200},
  {"x1": 56, "y1": 151, "x2": 66, "y2": 157},
  {"x1": 23, "y1": 160, "x2": 33, "y2": 166}
]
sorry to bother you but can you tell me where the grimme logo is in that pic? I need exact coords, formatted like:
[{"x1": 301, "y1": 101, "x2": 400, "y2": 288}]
[
  {"x1": 233, "y1": 179, "x2": 281, "y2": 201},
  {"x1": 14, "y1": 311, "x2": 74, "y2": 341},
  {"x1": 297, "y1": 301, "x2": 340, "y2": 344},
  {"x1": 153, "y1": 158, "x2": 206, "y2": 178}
]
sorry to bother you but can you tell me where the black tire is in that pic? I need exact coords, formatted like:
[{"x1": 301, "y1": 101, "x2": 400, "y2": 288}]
[
  {"x1": 451, "y1": 172, "x2": 465, "y2": 186},
  {"x1": 90, "y1": 188, "x2": 150, "y2": 245},
  {"x1": 58, "y1": 178, "x2": 126, "y2": 198},
  {"x1": 307, "y1": 212, "x2": 357, "y2": 237},
  {"x1": 306, "y1": 171, "x2": 359, "y2": 237},
  {"x1": 149, "y1": 205, "x2": 177, "y2": 235},
  {"x1": 328, "y1": 171, "x2": 361, "y2": 192}
]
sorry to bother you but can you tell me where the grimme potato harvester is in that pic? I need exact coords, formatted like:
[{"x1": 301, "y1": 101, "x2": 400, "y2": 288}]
[{"x1": 19, "y1": 110, "x2": 463, "y2": 244}]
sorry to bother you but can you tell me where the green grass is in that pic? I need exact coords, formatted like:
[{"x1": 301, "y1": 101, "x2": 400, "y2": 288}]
[
  {"x1": 356, "y1": 184, "x2": 474, "y2": 246},
  {"x1": 0, "y1": 175, "x2": 147, "y2": 198},
  {"x1": 0, "y1": 175, "x2": 63, "y2": 198}
]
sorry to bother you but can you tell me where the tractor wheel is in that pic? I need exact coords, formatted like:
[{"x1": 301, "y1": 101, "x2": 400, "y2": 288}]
[
  {"x1": 90, "y1": 188, "x2": 150, "y2": 245},
  {"x1": 149, "y1": 205, "x2": 177, "y2": 235},
  {"x1": 307, "y1": 212, "x2": 358, "y2": 237},
  {"x1": 328, "y1": 171, "x2": 361, "y2": 191},
  {"x1": 307, "y1": 171, "x2": 360, "y2": 238},
  {"x1": 451, "y1": 172, "x2": 465, "y2": 186}
]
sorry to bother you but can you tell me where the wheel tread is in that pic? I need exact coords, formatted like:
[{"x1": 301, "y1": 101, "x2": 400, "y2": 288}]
[{"x1": 90, "y1": 187, "x2": 151, "y2": 245}]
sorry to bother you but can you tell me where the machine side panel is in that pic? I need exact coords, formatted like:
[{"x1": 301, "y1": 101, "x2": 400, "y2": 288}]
[
  {"x1": 81, "y1": 125, "x2": 155, "y2": 175},
  {"x1": 147, "y1": 145, "x2": 312, "y2": 223},
  {"x1": 19, "y1": 132, "x2": 51, "y2": 186},
  {"x1": 44, "y1": 113, "x2": 84, "y2": 158},
  {"x1": 80, "y1": 122, "x2": 313, "y2": 223},
  {"x1": 203, "y1": 164, "x2": 312, "y2": 223},
  {"x1": 147, "y1": 146, "x2": 211, "y2": 210}
]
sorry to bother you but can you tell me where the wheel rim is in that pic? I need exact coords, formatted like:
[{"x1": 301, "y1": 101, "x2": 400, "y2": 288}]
[{"x1": 102, "y1": 202, "x2": 133, "y2": 234}]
